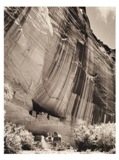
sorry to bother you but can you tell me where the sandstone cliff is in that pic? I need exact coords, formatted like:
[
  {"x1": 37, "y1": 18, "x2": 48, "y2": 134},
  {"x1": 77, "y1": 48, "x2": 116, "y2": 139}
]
[{"x1": 4, "y1": 7, "x2": 115, "y2": 143}]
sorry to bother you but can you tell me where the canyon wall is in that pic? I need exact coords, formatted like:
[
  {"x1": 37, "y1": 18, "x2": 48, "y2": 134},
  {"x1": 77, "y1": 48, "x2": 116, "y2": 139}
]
[{"x1": 4, "y1": 7, "x2": 115, "y2": 127}]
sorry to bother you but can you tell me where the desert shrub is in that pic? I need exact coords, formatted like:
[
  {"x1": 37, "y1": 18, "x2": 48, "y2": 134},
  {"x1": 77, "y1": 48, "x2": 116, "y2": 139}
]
[
  {"x1": 4, "y1": 122, "x2": 35, "y2": 153},
  {"x1": 88, "y1": 123, "x2": 115, "y2": 151},
  {"x1": 4, "y1": 83, "x2": 14, "y2": 103},
  {"x1": 74, "y1": 120, "x2": 92, "y2": 150},
  {"x1": 74, "y1": 119, "x2": 116, "y2": 152}
]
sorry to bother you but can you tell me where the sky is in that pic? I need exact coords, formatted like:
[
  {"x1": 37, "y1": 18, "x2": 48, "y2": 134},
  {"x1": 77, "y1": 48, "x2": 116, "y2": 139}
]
[{"x1": 87, "y1": 7, "x2": 115, "y2": 49}]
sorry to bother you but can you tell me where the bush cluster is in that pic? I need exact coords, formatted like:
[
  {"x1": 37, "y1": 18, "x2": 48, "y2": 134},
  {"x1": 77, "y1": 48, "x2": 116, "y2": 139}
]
[
  {"x1": 4, "y1": 83, "x2": 14, "y2": 103},
  {"x1": 4, "y1": 122, "x2": 35, "y2": 153},
  {"x1": 73, "y1": 119, "x2": 116, "y2": 152}
]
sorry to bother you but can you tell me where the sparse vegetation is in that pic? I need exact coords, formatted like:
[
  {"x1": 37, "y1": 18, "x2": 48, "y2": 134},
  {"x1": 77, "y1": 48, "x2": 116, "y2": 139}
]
[
  {"x1": 73, "y1": 119, "x2": 116, "y2": 153},
  {"x1": 4, "y1": 83, "x2": 14, "y2": 103},
  {"x1": 4, "y1": 120, "x2": 116, "y2": 154},
  {"x1": 4, "y1": 122, "x2": 35, "y2": 153}
]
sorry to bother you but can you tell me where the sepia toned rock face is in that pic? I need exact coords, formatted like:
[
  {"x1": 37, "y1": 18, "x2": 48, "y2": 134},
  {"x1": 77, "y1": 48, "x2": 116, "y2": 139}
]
[{"x1": 4, "y1": 7, "x2": 115, "y2": 124}]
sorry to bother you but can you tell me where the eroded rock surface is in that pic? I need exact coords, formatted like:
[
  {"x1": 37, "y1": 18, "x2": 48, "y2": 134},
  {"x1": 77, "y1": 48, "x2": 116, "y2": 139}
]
[{"x1": 4, "y1": 7, "x2": 115, "y2": 144}]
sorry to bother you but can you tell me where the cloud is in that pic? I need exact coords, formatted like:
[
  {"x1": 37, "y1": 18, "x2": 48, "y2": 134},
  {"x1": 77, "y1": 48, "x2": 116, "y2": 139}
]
[{"x1": 96, "y1": 7, "x2": 115, "y2": 23}]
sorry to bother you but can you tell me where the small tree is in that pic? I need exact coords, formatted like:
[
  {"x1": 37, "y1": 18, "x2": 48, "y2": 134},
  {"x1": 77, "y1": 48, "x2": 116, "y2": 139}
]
[
  {"x1": 73, "y1": 119, "x2": 116, "y2": 152},
  {"x1": 4, "y1": 122, "x2": 35, "y2": 153}
]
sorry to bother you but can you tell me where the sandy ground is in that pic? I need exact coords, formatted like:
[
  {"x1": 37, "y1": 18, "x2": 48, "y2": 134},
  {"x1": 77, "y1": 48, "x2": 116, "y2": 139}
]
[{"x1": 18, "y1": 150, "x2": 106, "y2": 154}]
